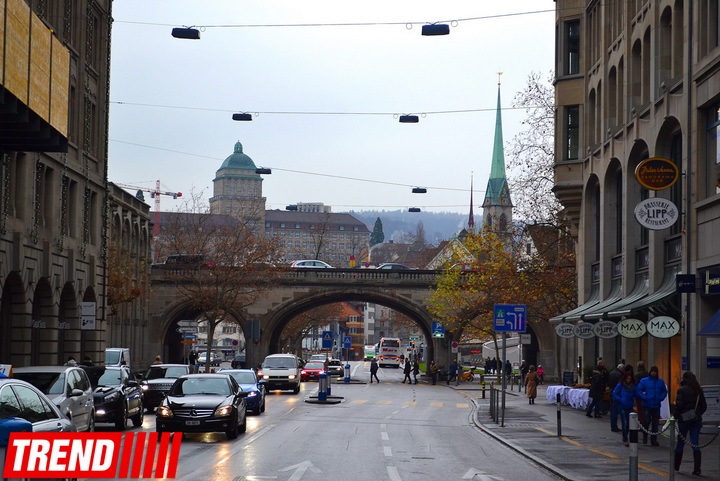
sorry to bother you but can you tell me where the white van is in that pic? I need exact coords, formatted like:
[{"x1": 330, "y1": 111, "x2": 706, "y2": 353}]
[
  {"x1": 105, "y1": 348, "x2": 131, "y2": 368},
  {"x1": 258, "y1": 354, "x2": 301, "y2": 394}
]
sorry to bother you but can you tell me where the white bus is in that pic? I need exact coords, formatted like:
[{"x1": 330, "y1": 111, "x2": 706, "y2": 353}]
[
  {"x1": 364, "y1": 345, "x2": 376, "y2": 360},
  {"x1": 377, "y1": 337, "x2": 402, "y2": 367}
]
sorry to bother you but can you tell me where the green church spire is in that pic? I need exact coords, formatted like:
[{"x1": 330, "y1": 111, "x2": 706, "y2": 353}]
[{"x1": 483, "y1": 84, "x2": 512, "y2": 208}]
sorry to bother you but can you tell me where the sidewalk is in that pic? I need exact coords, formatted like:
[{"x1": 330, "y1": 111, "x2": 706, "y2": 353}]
[{"x1": 449, "y1": 382, "x2": 720, "y2": 481}]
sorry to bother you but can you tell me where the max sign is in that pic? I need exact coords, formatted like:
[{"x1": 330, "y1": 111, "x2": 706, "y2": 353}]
[{"x1": 647, "y1": 316, "x2": 680, "y2": 338}]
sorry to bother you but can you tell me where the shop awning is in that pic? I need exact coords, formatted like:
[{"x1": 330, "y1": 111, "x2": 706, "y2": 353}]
[
  {"x1": 584, "y1": 274, "x2": 649, "y2": 320},
  {"x1": 699, "y1": 309, "x2": 720, "y2": 336},
  {"x1": 607, "y1": 269, "x2": 678, "y2": 318},
  {"x1": 575, "y1": 281, "x2": 622, "y2": 321},
  {"x1": 549, "y1": 284, "x2": 599, "y2": 323}
]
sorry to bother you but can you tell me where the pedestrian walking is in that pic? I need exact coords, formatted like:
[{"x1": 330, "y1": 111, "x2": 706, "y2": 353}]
[
  {"x1": 673, "y1": 371, "x2": 707, "y2": 475},
  {"x1": 634, "y1": 361, "x2": 649, "y2": 426},
  {"x1": 491, "y1": 357, "x2": 497, "y2": 374},
  {"x1": 369, "y1": 358, "x2": 380, "y2": 383},
  {"x1": 429, "y1": 360, "x2": 439, "y2": 385},
  {"x1": 412, "y1": 359, "x2": 420, "y2": 384},
  {"x1": 64, "y1": 356, "x2": 78, "y2": 367},
  {"x1": 484, "y1": 357, "x2": 491, "y2": 375},
  {"x1": 520, "y1": 360, "x2": 529, "y2": 384},
  {"x1": 152, "y1": 355, "x2": 163, "y2": 365},
  {"x1": 608, "y1": 363, "x2": 625, "y2": 432},
  {"x1": 81, "y1": 355, "x2": 94, "y2": 367},
  {"x1": 612, "y1": 372, "x2": 637, "y2": 446},
  {"x1": 447, "y1": 360, "x2": 458, "y2": 385},
  {"x1": 637, "y1": 365, "x2": 668, "y2": 446},
  {"x1": 536, "y1": 365, "x2": 545, "y2": 385},
  {"x1": 402, "y1": 359, "x2": 412, "y2": 383},
  {"x1": 504, "y1": 360, "x2": 512, "y2": 383},
  {"x1": 525, "y1": 365, "x2": 539, "y2": 404},
  {"x1": 586, "y1": 361, "x2": 608, "y2": 418}
]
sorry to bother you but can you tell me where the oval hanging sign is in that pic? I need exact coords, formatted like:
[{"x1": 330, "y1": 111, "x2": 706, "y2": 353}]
[
  {"x1": 573, "y1": 322, "x2": 595, "y2": 339},
  {"x1": 647, "y1": 315, "x2": 680, "y2": 338},
  {"x1": 634, "y1": 198, "x2": 678, "y2": 230},
  {"x1": 635, "y1": 157, "x2": 680, "y2": 190},
  {"x1": 555, "y1": 322, "x2": 575, "y2": 338},
  {"x1": 593, "y1": 320, "x2": 618, "y2": 338},
  {"x1": 617, "y1": 318, "x2": 647, "y2": 338}
]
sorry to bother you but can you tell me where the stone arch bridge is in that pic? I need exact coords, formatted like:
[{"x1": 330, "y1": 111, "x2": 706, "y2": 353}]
[{"x1": 147, "y1": 268, "x2": 443, "y2": 369}]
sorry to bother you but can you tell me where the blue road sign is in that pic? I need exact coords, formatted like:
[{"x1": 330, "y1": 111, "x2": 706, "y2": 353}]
[
  {"x1": 493, "y1": 304, "x2": 527, "y2": 332},
  {"x1": 343, "y1": 336, "x2": 352, "y2": 349},
  {"x1": 322, "y1": 331, "x2": 333, "y2": 350},
  {"x1": 432, "y1": 321, "x2": 445, "y2": 338},
  {"x1": 182, "y1": 334, "x2": 197, "y2": 340}
]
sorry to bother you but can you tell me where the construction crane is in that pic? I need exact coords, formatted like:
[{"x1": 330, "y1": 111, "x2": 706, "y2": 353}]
[{"x1": 114, "y1": 180, "x2": 182, "y2": 260}]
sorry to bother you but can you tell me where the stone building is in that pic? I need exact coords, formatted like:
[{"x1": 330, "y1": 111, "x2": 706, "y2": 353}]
[
  {"x1": 0, "y1": 0, "x2": 111, "y2": 367},
  {"x1": 551, "y1": 0, "x2": 720, "y2": 391}
]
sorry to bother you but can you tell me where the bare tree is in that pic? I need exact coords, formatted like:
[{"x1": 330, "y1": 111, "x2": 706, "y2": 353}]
[{"x1": 280, "y1": 304, "x2": 344, "y2": 356}]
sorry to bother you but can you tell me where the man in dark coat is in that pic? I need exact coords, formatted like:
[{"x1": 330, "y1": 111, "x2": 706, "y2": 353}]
[
  {"x1": 402, "y1": 359, "x2": 412, "y2": 383},
  {"x1": 586, "y1": 361, "x2": 608, "y2": 418},
  {"x1": 369, "y1": 358, "x2": 380, "y2": 383},
  {"x1": 608, "y1": 363, "x2": 625, "y2": 432}
]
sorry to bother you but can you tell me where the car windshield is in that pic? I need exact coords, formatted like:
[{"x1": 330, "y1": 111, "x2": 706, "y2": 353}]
[
  {"x1": 328, "y1": 360, "x2": 342, "y2": 366},
  {"x1": 263, "y1": 358, "x2": 296, "y2": 369},
  {"x1": 304, "y1": 363, "x2": 325, "y2": 369},
  {"x1": 105, "y1": 351, "x2": 121, "y2": 365},
  {"x1": 170, "y1": 377, "x2": 231, "y2": 396},
  {"x1": 145, "y1": 366, "x2": 187, "y2": 380},
  {"x1": 83, "y1": 367, "x2": 121, "y2": 387},
  {"x1": 227, "y1": 372, "x2": 257, "y2": 384},
  {"x1": 13, "y1": 372, "x2": 65, "y2": 395}
]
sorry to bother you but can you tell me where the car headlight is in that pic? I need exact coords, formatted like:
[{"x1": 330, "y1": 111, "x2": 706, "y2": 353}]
[
  {"x1": 157, "y1": 406, "x2": 173, "y2": 418},
  {"x1": 104, "y1": 391, "x2": 120, "y2": 402},
  {"x1": 247, "y1": 391, "x2": 258, "y2": 397},
  {"x1": 288, "y1": 374, "x2": 296, "y2": 380},
  {"x1": 262, "y1": 374, "x2": 269, "y2": 380},
  {"x1": 214, "y1": 405, "x2": 233, "y2": 417},
  {"x1": 141, "y1": 384, "x2": 149, "y2": 391}
]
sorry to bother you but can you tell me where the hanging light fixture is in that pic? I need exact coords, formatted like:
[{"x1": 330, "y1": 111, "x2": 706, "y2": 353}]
[
  {"x1": 422, "y1": 23, "x2": 450, "y2": 36},
  {"x1": 255, "y1": 167, "x2": 271, "y2": 174},
  {"x1": 232, "y1": 113, "x2": 252, "y2": 121},
  {"x1": 285, "y1": 205, "x2": 298, "y2": 211},
  {"x1": 171, "y1": 27, "x2": 200, "y2": 39},
  {"x1": 399, "y1": 115, "x2": 419, "y2": 123},
  {"x1": 408, "y1": 207, "x2": 421, "y2": 213},
  {"x1": 412, "y1": 187, "x2": 427, "y2": 194}
]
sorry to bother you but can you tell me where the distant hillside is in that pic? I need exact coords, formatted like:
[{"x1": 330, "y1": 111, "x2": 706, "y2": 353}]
[{"x1": 346, "y1": 210, "x2": 468, "y2": 245}]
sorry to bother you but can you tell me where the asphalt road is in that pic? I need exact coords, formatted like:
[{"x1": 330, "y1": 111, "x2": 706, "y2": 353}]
[{"x1": 86, "y1": 361, "x2": 561, "y2": 481}]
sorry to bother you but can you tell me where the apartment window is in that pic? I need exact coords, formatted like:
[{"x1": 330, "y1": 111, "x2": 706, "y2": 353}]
[
  {"x1": 565, "y1": 20, "x2": 580, "y2": 75},
  {"x1": 295, "y1": 224, "x2": 300, "y2": 229},
  {"x1": 280, "y1": 223, "x2": 285, "y2": 228},
  {"x1": 339, "y1": 226, "x2": 345, "y2": 231},
  {"x1": 706, "y1": 103, "x2": 720, "y2": 197},
  {"x1": 354, "y1": 226, "x2": 359, "y2": 231},
  {"x1": 566, "y1": 106, "x2": 580, "y2": 160},
  {"x1": 669, "y1": 134, "x2": 682, "y2": 236},
  {"x1": 615, "y1": 171, "x2": 623, "y2": 253}
]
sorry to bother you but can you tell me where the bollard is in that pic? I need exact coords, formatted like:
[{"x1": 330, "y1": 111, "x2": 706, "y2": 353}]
[
  {"x1": 344, "y1": 362, "x2": 351, "y2": 383},
  {"x1": 318, "y1": 372, "x2": 328, "y2": 401},
  {"x1": 556, "y1": 393, "x2": 562, "y2": 437},
  {"x1": 482, "y1": 382, "x2": 486, "y2": 399},
  {"x1": 629, "y1": 412, "x2": 638, "y2": 481},
  {"x1": 668, "y1": 418, "x2": 675, "y2": 481},
  {"x1": 327, "y1": 370, "x2": 332, "y2": 396}
]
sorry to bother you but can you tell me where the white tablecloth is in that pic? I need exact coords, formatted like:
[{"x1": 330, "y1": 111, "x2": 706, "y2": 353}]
[{"x1": 546, "y1": 386, "x2": 589, "y2": 409}]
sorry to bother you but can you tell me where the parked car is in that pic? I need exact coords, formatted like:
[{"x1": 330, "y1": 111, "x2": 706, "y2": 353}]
[
  {"x1": 290, "y1": 260, "x2": 334, "y2": 268},
  {"x1": 13, "y1": 365, "x2": 95, "y2": 432},
  {"x1": 300, "y1": 362, "x2": 327, "y2": 382},
  {"x1": 154, "y1": 254, "x2": 215, "y2": 269},
  {"x1": 230, "y1": 354, "x2": 246, "y2": 369},
  {"x1": 81, "y1": 365, "x2": 143, "y2": 430},
  {"x1": 139, "y1": 364, "x2": 191, "y2": 412},
  {"x1": 377, "y1": 263, "x2": 415, "y2": 270},
  {"x1": 155, "y1": 374, "x2": 248, "y2": 439},
  {"x1": 257, "y1": 354, "x2": 301, "y2": 394},
  {"x1": 326, "y1": 359, "x2": 345, "y2": 376},
  {"x1": 0, "y1": 377, "x2": 76, "y2": 432},
  {"x1": 218, "y1": 369, "x2": 266, "y2": 414}
]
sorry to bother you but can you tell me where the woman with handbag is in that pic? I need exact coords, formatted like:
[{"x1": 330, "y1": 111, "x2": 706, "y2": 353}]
[{"x1": 673, "y1": 371, "x2": 707, "y2": 475}]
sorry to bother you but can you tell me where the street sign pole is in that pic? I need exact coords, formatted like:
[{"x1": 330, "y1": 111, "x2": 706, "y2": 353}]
[{"x1": 501, "y1": 332, "x2": 506, "y2": 428}]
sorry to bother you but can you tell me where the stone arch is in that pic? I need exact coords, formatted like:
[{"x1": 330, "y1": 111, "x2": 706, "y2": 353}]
[
  {"x1": 261, "y1": 289, "x2": 435, "y2": 367},
  {"x1": 0, "y1": 272, "x2": 26, "y2": 365},
  {"x1": 31, "y1": 277, "x2": 56, "y2": 365}
]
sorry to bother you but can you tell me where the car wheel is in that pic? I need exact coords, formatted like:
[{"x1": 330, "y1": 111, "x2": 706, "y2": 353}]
[
  {"x1": 259, "y1": 399, "x2": 265, "y2": 413},
  {"x1": 292, "y1": 384, "x2": 300, "y2": 394},
  {"x1": 237, "y1": 413, "x2": 247, "y2": 434},
  {"x1": 131, "y1": 402, "x2": 144, "y2": 427},
  {"x1": 87, "y1": 415, "x2": 95, "y2": 433},
  {"x1": 225, "y1": 414, "x2": 239, "y2": 440},
  {"x1": 115, "y1": 404, "x2": 128, "y2": 430}
]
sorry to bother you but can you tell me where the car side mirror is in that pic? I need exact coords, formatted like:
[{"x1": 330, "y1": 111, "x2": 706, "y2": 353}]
[
  {"x1": 70, "y1": 388, "x2": 84, "y2": 397},
  {"x1": 237, "y1": 391, "x2": 249, "y2": 398},
  {"x1": 136, "y1": 373, "x2": 144, "y2": 380},
  {"x1": 127, "y1": 380, "x2": 139, "y2": 388}
]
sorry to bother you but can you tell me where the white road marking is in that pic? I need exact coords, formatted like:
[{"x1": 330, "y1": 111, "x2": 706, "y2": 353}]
[
  {"x1": 388, "y1": 466, "x2": 402, "y2": 481},
  {"x1": 384, "y1": 446, "x2": 393, "y2": 457},
  {"x1": 381, "y1": 432, "x2": 389, "y2": 441}
]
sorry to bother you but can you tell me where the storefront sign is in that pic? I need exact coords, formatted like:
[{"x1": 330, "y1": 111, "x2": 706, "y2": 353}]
[
  {"x1": 593, "y1": 320, "x2": 618, "y2": 338},
  {"x1": 702, "y1": 268, "x2": 720, "y2": 295},
  {"x1": 634, "y1": 198, "x2": 678, "y2": 230},
  {"x1": 573, "y1": 322, "x2": 595, "y2": 339},
  {"x1": 676, "y1": 274, "x2": 696, "y2": 293},
  {"x1": 617, "y1": 318, "x2": 647, "y2": 338},
  {"x1": 555, "y1": 323, "x2": 575, "y2": 338},
  {"x1": 634, "y1": 157, "x2": 680, "y2": 190},
  {"x1": 647, "y1": 315, "x2": 680, "y2": 338}
]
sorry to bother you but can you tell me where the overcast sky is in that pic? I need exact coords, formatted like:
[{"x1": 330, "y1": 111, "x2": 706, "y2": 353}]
[{"x1": 108, "y1": 1, "x2": 555, "y2": 215}]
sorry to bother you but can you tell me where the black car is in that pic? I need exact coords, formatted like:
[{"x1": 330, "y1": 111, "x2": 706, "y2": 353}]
[
  {"x1": 82, "y1": 365, "x2": 143, "y2": 430},
  {"x1": 139, "y1": 364, "x2": 191, "y2": 412},
  {"x1": 155, "y1": 374, "x2": 248, "y2": 439},
  {"x1": 326, "y1": 359, "x2": 344, "y2": 376}
]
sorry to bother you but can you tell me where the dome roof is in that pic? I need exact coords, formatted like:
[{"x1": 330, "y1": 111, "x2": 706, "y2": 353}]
[{"x1": 218, "y1": 142, "x2": 258, "y2": 172}]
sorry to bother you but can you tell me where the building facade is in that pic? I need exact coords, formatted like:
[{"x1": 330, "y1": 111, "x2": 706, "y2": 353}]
[
  {"x1": 0, "y1": 0, "x2": 111, "y2": 367},
  {"x1": 552, "y1": 0, "x2": 720, "y2": 393}
]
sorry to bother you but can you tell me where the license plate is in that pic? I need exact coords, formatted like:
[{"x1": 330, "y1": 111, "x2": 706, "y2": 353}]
[{"x1": 185, "y1": 420, "x2": 200, "y2": 426}]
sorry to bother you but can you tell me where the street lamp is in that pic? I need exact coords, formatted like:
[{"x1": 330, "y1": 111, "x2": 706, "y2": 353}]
[
  {"x1": 412, "y1": 187, "x2": 427, "y2": 194},
  {"x1": 399, "y1": 115, "x2": 419, "y2": 123},
  {"x1": 408, "y1": 207, "x2": 421, "y2": 213},
  {"x1": 421, "y1": 23, "x2": 450, "y2": 36},
  {"x1": 232, "y1": 113, "x2": 252, "y2": 121},
  {"x1": 171, "y1": 27, "x2": 200, "y2": 40}
]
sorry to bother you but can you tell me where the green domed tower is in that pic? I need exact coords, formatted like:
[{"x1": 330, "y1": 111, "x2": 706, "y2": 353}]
[{"x1": 209, "y1": 141, "x2": 266, "y2": 232}]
